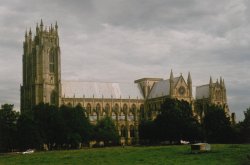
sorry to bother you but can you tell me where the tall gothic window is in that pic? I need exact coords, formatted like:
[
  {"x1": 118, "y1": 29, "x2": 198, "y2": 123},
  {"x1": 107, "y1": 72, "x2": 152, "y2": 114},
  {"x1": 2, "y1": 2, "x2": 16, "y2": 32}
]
[
  {"x1": 49, "y1": 51, "x2": 55, "y2": 73},
  {"x1": 96, "y1": 103, "x2": 101, "y2": 113},
  {"x1": 132, "y1": 104, "x2": 136, "y2": 112},
  {"x1": 105, "y1": 103, "x2": 110, "y2": 113},
  {"x1": 86, "y1": 103, "x2": 91, "y2": 113},
  {"x1": 50, "y1": 91, "x2": 56, "y2": 105},
  {"x1": 123, "y1": 104, "x2": 128, "y2": 112},
  {"x1": 114, "y1": 103, "x2": 119, "y2": 112}
]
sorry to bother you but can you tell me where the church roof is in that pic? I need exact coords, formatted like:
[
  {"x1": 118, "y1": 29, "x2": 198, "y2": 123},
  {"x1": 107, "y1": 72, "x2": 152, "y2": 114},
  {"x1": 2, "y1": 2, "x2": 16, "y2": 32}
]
[
  {"x1": 148, "y1": 79, "x2": 170, "y2": 99},
  {"x1": 148, "y1": 77, "x2": 180, "y2": 99},
  {"x1": 61, "y1": 81, "x2": 144, "y2": 99},
  {"x1": 196, "y1": 84, "x2": 209, "y2": 99}
]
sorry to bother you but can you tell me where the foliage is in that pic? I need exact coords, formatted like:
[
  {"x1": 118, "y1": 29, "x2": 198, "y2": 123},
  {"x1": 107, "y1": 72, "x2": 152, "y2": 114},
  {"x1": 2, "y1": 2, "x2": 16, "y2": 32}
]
[
  {"x1": 0, "y1": 104, "x2": 19, "y2": 152},
  {"x1": 202, "y1": 104, "x2": 233, "y2": 143},
  {"x1": 32, "y1": 103, "x2": 93, "y2": 150},
  {"x1": 59, "y1": 104, "x2": 93, "y2": 148},
  {"x1": 139, "y1": 120, "x2": 157, "y2": 143},
  {"x1": 93, "y1": 117, "x2": 119, "y2": 145},
  {"x1": 16, "y1": 113, "x2": 42, "y2": 150},
  {"x1": 237, "y1": 107, "x2": 250, "y2": 143},
  {"x1": 140, "y1": 98, "x2": 202, "y2": 143}
]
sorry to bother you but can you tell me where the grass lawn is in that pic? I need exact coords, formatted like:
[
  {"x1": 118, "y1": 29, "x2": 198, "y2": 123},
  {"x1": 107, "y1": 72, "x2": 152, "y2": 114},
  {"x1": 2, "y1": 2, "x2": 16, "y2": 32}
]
[{"x1": 0, "y1": 144, "x2": 249, "y2": 165}]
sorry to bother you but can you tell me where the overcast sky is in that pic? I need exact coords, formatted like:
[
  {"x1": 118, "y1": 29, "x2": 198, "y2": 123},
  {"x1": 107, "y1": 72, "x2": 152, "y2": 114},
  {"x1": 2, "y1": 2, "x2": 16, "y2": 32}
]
[{"x1": 0, "y1": 0, "x2": 249, "y2": 121}]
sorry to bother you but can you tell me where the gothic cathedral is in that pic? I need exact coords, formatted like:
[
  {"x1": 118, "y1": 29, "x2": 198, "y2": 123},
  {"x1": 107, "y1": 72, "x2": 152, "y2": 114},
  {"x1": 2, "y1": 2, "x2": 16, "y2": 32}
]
[{"x1": 21, "y1": 21, "x2": 231, "y2": 144}]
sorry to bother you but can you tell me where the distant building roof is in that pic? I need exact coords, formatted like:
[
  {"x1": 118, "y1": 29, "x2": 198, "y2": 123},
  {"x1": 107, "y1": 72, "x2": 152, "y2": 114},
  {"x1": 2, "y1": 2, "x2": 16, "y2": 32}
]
[
  {"x1": 148, "y1": 77, "x2": 180, "y2": 99},
  {"x1": 148, "y1": 79, "x2": 170, "y2": 99},
  {"x1": 134, "y1": 78, "x2": 163, "y2": 83},
  {"x1": 61, "y1": 81, "x2": 144, "y2": 99},
  {"x1": 196, "y1": 84, "x2": 209, "y2": 99}
]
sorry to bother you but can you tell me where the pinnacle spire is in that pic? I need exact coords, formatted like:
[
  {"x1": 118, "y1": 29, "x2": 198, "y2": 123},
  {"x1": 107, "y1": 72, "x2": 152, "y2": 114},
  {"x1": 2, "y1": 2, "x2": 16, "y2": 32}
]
[
  {"x1": 209, "y1": 76, "x2": 213, "y2": 85},
  {"x1": 25, "y1": 29, "x2": 28, "y2": 37},
  {"x1": 40, "y1": 19, "x2": 43, "y2": 27},
  {"x1": 187, "y1": 72, "x2": 192, "y2": 83},
  {"x1": 55, "y1": 21, "x2": 58, "y2": 30},
  {"x1": 170, "y1": 69, "x2": 173, "y2": 80},
  {"x1": 29, "y1": 28, "x2": 32, "y2": 35},
  {"x1": 220, "y1": 77, "x2": 222, "y2": 85}
]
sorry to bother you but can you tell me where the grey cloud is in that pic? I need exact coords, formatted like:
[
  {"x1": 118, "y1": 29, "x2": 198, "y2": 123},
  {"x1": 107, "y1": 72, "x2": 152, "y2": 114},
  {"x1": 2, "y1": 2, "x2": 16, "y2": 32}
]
[{"x1": 0, "y1": 0, "x2": 249, "y2": 121}]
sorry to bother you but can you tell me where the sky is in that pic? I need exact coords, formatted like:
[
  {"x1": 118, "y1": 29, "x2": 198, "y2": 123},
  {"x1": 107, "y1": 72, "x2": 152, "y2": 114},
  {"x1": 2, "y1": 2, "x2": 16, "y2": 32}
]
[{"x1": 0, "y1": 0, "x2": 249, "y2": 121}]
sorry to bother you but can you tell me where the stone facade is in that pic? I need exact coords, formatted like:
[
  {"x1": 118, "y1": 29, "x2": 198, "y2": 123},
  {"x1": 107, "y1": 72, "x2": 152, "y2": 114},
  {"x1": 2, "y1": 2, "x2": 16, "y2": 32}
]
[
  {"x1": 21, "y1": 21, "x2": 230, "y2": 145},
  {"x1": 21, "y1": 20, "x2": 61, "y2": 111},
  {"x1": 195, "y1": 77, "x2": 229, "y2": 119}
]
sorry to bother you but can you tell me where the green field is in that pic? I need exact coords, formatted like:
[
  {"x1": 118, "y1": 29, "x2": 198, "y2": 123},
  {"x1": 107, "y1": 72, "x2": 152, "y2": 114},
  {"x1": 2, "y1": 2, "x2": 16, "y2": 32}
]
[{"x1": 0, "y1": 144, "x2": 249, "y2": 165}]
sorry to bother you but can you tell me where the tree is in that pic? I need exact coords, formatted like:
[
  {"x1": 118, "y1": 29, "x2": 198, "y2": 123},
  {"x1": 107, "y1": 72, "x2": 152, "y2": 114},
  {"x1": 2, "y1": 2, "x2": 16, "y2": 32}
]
[
  {"x1": 0, "y1": 104, "x2": 19, "y2": 152},
  {"x1": 16, "y1": 112, "x2": 42, "y2": 150},
  {"x1": 139, "y1": 120, "x2": 157, "y2": 144},
  {"x1": 238, "y1": 107, "x2": 250, "y2": 143},
  {"x1": 32, "y1": 103, "x2": 93, "y2": 149},
  {"x1": 202, "y1": 105, "x2": 233, "y2": 143},
  {"x1": 139, "y1": 98, "x2": 202, "y2": 144},
  {"x1": 154, "y1": 98, "x2": 202, "y2": 143},
  {"x1": 60, "y1": 104, "x2": 93, "y2": 148},
  {"x1": 33, "y1": 103, "x2": 60, "y2": 150},
  {"x1": 94, "y1": 117, "x2": 119, "y2": 145}
]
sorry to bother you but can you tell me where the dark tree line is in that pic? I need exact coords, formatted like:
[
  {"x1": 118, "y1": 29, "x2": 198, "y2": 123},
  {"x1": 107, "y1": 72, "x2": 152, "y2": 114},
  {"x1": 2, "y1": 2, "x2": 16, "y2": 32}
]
[
  {"x1": 0, "y1": 103, "x2": 119, "y2": 152},
  {"x1": 1, "y1": 99, "x2": 250, "y2": 152},
  {"x1": 139, "y1": 98, "x2": 249, "y2": 144}
]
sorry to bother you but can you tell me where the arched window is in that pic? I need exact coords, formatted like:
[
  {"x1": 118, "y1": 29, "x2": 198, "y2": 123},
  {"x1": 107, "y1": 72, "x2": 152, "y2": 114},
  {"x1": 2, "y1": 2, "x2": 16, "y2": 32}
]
[
  {"x1": 96, "y1": 103, "x2": 101, "y2": 112},
  {"x1": 86, "y1": 103, "x2": 91, "y2": 112},
  {"x1": 105, "y1": 103, "x2": 110, "y2": 113},
  {"x1": 50, "y1": 91, "x2": 56, "y2": 105},
  {"x1": 132, "y1": 104, "x2": 136, "y2": 112},
  {"x1": 114, "y1": 103, "x2": 119, "y2": 112},
  {"x1": 121, "y1": 125, "x2": 126, "y2": 137},
  {"x1": 130, "y1": 125, "x2": 135, "y2": 137},
  {"x1": 49, "y1": 51, "x2": 55, "y2": 73},
  {"x1": 123, "y1": 104, "x2": 128, "y2": 112}
]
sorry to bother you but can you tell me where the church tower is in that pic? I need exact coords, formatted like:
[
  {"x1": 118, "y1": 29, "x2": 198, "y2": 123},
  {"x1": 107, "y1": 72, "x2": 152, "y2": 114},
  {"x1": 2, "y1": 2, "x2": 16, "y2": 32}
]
[{"x1": 21, "y1": 20, "x2": 61, "y2": 112}]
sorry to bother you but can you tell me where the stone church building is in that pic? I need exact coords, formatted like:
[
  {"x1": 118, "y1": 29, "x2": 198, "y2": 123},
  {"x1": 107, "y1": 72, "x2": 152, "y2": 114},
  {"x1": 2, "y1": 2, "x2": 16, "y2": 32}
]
[{"x1": 21, "y1": 21, "x2": 229, "y2": 144}]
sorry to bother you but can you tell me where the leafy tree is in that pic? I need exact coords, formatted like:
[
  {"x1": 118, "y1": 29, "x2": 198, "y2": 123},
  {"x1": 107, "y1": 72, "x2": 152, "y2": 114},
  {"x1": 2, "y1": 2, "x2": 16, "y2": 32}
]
[
  {"x1": 139, "y1": 120, "x2": 157, "y2": 144},
  {"x1": 33, "y1": 103, "x2": 60, "y2": 150},
  {"x1": 16, "y1": 112, "x2": 42, "y2": 150},
  {"x1": 0, "y1": 104, "x2": 19, "y2": 152},
  {"x1": 154, "y1": 98, "x2": 202, "y2": 143},
  {"x1": 238, "y1": 107, "x2": 250, "y2": 143},
  {"x1": 32, "y1": 103, "x2": 93, "y2": 149},
  {"x1": 94, "y1": 117, "x2": 119, "y2": 145},
  {"x1": 60, "y1": 104, "x2": 93, "y2": 148},
  {"x1": 202, "y1": 105, "x2": 233, "y2": 143}
]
